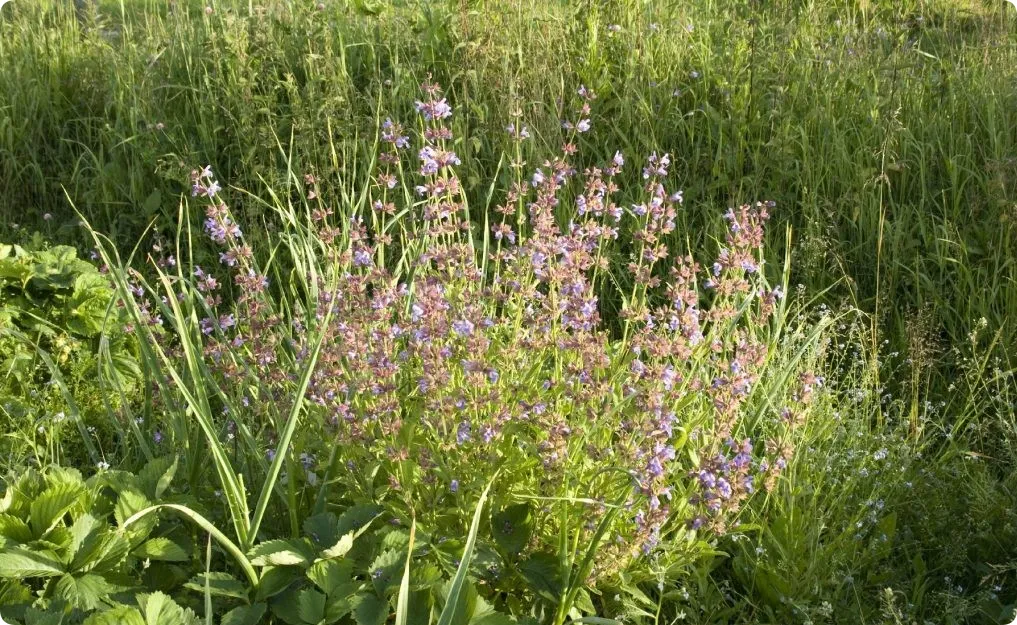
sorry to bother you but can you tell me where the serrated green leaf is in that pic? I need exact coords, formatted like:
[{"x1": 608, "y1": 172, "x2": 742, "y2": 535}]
[
  {"x1": 137, "y1": 456, "x2": 178, "y2": 501},
  {"x1": 351, "y1": 592, "x2": 388, "y2": 625},
  {"x1": 297, "y1": 589, "x2": 327, "y2": 624},
  {"x1": 53, "y1": 573, "x2": 113, "y2": 610},
  {"x1": 83, "y1": 606, "x2": 146, "y2": 625},
  {"x1": 29, "y1": 483, "x2": 82, "y2": 538},
  {"x1": 248, "y1": 539, "x2": 316, "y2": 567},
  {"x1": 137, "y1": 591, "x2": 200, "y2": 625},
  {"x1": 221, "y1": 603, "x2": 267, "y2": 625},
  {"x1": 490, "y1": 503, "x2": 531, "y2": 556},
  {"x1": 336, "y1": 504, "x2": 382, "y2": 536},
  {"x1": 25, "y1": 604, "x2": 70, "y2": 625},
  {"x1": 307, "y1": 558, "x2": 354, "y2": 597},
  {"x1": 0, "y1": 549, "x2": 64, "y2": 578},
  {"x1": 114, "y1": 490, "x2": 155, "y2": 547},
  {"x1": 134, "y1": 537, "x2": 189, "y2": 562},
  {"x1": 518, "y1": 552, "x2": 563, "y2": 603},
  {"x1": 369, "y1": 549, "x2": 404, "y2": 596},
  {"x1": 0, "y1": 514, "x2": 33, "y2": 543},
  {"x1": 0, "y1": 578, "x2": 33, "y2": 605},
  {"x1": 380, "y1": 529, "x2": 410, "y2": 551},
  {"x1": 255, "y1": 566, "x2": 301, "y2": 601},
  {"x1": 320, "y1": 532, "x2": 355, "y2": 561},
  {"x1": 302, "y1": 512, "x2": 338, "y2": 548}
]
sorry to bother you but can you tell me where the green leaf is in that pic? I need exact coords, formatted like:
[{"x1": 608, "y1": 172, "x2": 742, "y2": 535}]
[
  {"x1": 351, "y1": 592, "x2": 389, "y2": 625},
  {"x1": 369, "y1": 549, "x2": 404, "y2": 596},
  {"x1": 471, "y1": 614, "x2": 517, "y2": 625},
  {"x1": 297, "y1": 589, "x2": 327, "y2": 624},
  {"x1": 0, "y1": 549, "x2": 65, "y2": 578},
  {"x1": 53, "y1": 573, "x2": 113, "y2": 610},
  {"x1": 248, "y1": 539, "x2": 316, "y2": 567},
  {"x1": 319, "y1": 532, "x2": 355, "y2": 560},
  {"x1": 0, "y1": 514, "x2": 33, "y2": 543},
  {"x1": 255, "y1": 566, "x2": 300, "y2": 601},
  {"x1": 134, "y1": 537, "x2": 189, "y2": 562},
  {"x1": 271, "y1": 588, "x2": 326, "y2": 625},
  {"x1": 221, "y1": 604, "x2": 267, "y2": 625},
  {"x1": 114, "y1": 490, "x2": 156, "y2": 547},
  {"x1": 336, "y1": 504, "x2": 382, "y2": 536},
  {"x1": 437, "y1": 578, "x2": 478, "y2": 625},
  {"x1": 22, "y1": 605, "x2": 68, "y2": 625},
  {"x1": 137, "y1": 591, "x2": 200, "y2": 625},
  {"x1": 518, "y1": 552, "x2": 563, "y2": 602},
  {"x1": 137, "y1": 456, "x2": 178, "y2": 500},
  {"x1": 184, "y1": 572, "x2": 248, "y2": 600},
  {"x1": 29, "y1": 483, "x2": 82, "y2": 537},
  {"x1": 307, "y1": 558, "x2": 354, "y2": 597},
  {"x1": 142, "y1": 189, "x2": 163, "y2": 215},
  {"x1": 84, "y1": 607, "x2": 145, "y2": 625},
  {"x1": 0, "y1": 578, "x2": 33, "y2": 605},
  {"x1": 302, "y1": 512, "x2": 339, "y2": 548},
  {"x1": 71, "y1": 526, "x2": 130, "y2": 574},
  {"x1": 490, "y1": 503, "x2": 531, "y2": 556}
]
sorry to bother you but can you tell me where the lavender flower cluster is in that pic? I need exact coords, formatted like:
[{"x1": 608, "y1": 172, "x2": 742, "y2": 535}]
[{"x1": 144, "y1": 81, "x2": 822, "y2": 574}]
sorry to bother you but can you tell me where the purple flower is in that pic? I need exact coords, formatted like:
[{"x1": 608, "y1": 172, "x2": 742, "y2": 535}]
[
  {"x1": 353, "y1": 249, "x2": 373, "y2": 267},
  {"x1": 456, "y1": 421, "x2": 471, "y2": 445},
  {"x1": 452, "y1": 319, "x2": 475, "y2": 337},
  {"x1": 450, "y1": 479, "x2": 459, "y2": 493},
  {"x1": 415, "y1": 98, "x2": 453, "y2": 121}
]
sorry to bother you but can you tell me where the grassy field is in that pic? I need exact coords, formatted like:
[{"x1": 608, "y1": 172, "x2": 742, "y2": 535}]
[{"x1": 1, "y1": 0, "x2": 1016, "y2": 623}]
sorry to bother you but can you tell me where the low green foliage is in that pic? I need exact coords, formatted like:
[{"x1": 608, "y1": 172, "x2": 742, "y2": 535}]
[{"x1": 0, "y1": 242, "x2": 140, "y2": 469}]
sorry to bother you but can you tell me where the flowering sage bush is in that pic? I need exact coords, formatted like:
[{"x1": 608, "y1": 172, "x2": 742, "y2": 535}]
[{"x1": 100, "y1": 82, "x2": 828, "y2": 617}]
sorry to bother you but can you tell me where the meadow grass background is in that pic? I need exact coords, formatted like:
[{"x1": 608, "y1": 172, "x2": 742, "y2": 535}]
[{"x1": 2, "y1": 0, "x2": 1017, "y2": 622}]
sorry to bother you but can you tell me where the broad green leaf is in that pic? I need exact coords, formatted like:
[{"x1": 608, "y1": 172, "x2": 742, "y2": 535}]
[
  {"x1": 73, "y1": 528, "x2": 130, "y2": 574},
  {"x1": 320, "y1": 532, "x2": 355, "y2": 560},
  {"x1": 24, "y1": 605, "x2": 70, "y2": 625},
  {"x1": 0, "y1": 549, "x2": 64, "y2": 577},
  {"x1": 297, "y1": 589, "x2": 327, "y2": 624},
  {"x1": 255, "y1": 566, "x2": 301, "y2": 601},
  {"x1": 53, "y1": 573, "x2": 113, "y2": 610},
  {"x1": 133, "y1": 537, "x2": 189, "y2": 562},
  {"x1": 302, "y1": 512, "x2": 339, "y2": 548},
  {"x1": 437, "y1": 578, "x2": 478, "y2": 625},
  {"x1": 307, "y1": 558, "x2": 354, "y2": 596},
  {"x1": 518, "y1": 552, "x2": 563, "y2": 603},
  {"x1": 29, "y1": 483, "x2": 82, "y2": 537},
  {"x1": 0, "y1": 578, "x2": 33, "y2": 605},
  {"x1": 471, "y1": 611, "x2": 517, "y2": 625},
  {"x1": 490, "y1": 503, "x2": 531, "y2": 556},
  {"x1": 351, "y1": 592, "x2": 388, "y2": 625},
  {"x1": 0, "y1": 514, "x2": 33, "y2": 543},
  {"x1": 336, "y1": 504, "x2": 382, "y2": 536},
  {"x1": 221, "y1": 603, "x2": 267, "y2": 625},
  {"x1": 114, "y1": 490, "x2": 156, "y2": 547},
  {"x1": 369, "y1": 549, "x2": 404, "y2": 596},
  {"x1": 83, "y1": 606, "x2": 146, "y2": 625},
  {"x1": 137, "y1": 456, "x2": 178, "y2": 500},
  {"x1": 137, "y1": 591, "x2": 200, "y2": 625},
  {"x1": 248, "y1": 539, "x2": 316, "y2": 567}
]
